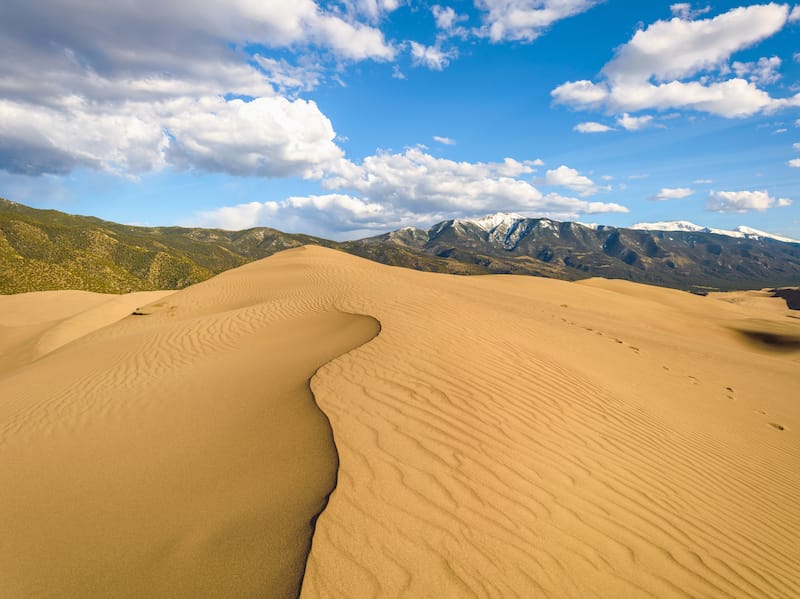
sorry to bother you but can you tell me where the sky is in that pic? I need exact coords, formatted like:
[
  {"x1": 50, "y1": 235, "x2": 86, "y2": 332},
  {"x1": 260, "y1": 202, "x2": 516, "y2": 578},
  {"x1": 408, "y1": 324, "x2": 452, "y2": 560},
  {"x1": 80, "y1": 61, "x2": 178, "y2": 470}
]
[{"x1": 0, "y1": 1, "x2": 799, "y2": 240}]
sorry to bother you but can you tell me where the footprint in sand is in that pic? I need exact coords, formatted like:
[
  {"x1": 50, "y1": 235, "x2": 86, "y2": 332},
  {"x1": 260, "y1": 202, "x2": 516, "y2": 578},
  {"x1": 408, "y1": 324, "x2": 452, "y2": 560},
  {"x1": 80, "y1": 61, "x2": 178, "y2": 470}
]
[{"x1": 769, "y1": 422, "x2": 785, "y2": 431}]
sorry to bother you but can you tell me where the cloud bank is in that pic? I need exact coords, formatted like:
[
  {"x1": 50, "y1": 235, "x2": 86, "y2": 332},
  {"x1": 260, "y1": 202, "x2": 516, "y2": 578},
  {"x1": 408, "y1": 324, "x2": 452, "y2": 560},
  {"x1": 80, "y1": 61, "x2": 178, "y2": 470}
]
[{"x1": 552, "y1": 4, "x2": 800, "y2": 118}]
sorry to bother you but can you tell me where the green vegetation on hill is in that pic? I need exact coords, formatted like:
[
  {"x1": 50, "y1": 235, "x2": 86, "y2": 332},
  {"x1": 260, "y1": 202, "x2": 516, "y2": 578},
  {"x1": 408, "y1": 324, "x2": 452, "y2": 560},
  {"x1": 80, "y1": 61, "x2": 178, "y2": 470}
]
[
  {"x1": 3, "y1": 198, "x2": 798, "y2": 295},
  {"x1": 0, "y1": 198, "x2": 321, "y2": 293},
  {"x1": 0, "y1": 199, "x2": 470, "y2": 294}
]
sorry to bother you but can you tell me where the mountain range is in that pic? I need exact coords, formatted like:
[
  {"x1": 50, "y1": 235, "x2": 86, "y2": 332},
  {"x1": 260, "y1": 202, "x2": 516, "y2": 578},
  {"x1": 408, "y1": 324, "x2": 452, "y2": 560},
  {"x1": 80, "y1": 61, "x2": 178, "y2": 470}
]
[{"x1": 2, "y1": 199, "x2": 799, "y2": 294}]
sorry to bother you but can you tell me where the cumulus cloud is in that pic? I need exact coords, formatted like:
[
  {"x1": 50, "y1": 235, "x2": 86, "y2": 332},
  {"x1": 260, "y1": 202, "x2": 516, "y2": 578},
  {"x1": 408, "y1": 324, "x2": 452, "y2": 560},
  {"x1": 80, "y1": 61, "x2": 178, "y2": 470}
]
[
  {"x1": 793, "y1": 142, "x2": 800, "y2": 150},
  {"x1": 574, "y1": 122, "x2": 614, "y2": 133},
  {"x1": 432, "y1": 4, "x2": 469, "y2": 35},
  {"x1": 670, "y1": 3, "x2": 711, "y2": 20},
  {"x1": 732, "y1": 56, "x2": 782, "y2": 86},
  {"x1": 433, "y1": 136, "x2": 456, "y2": 145},
  {"x1": 0, "y1": 0, "x2": 396, "y2": 177},
  {"x1": 196, "y1": 149, "x2": 628, "y2": 237},
  {"x1": 324, "y1": 148, "x2": 552, "y2": 213},
  {"x1": 616, "y1": 113, "x2": 654, "y2": 131},
  {"x1": 340, "y1": 0, "x2": 401, "y2": 22},
  {"x1": 476, "y1": 0, "x2": 604, "y2": 42},
  {"x1": 409, "y1": 41, "x2": 458, "y2": 70},
  {"x1": 197, "y1": 194, "x2": 388, "y2": 236},
  {"x1": 325, "y1": 149, "x2": 624, "y2": 218},
  {"x1": 164, "y1": 97, "x2": 343, "y2": 178},
  {"x1": 543, "y1": 165, "x2": 601, "y2": 196},
  {"x1": 706, "y1": 190, "x2": 792, "y2": 212},
  {"x1": 789, "y1": 158, "x2": 800, "y2": 167},
  {"x1": 649, "y1": 187, "x2": 694, "y2": 200},
  {"x1": 0, "y1": 94, "x2": 343, "y2": 178},
  {"x1": 552, "y1": 4, "x2": 799, "y2": 119}
]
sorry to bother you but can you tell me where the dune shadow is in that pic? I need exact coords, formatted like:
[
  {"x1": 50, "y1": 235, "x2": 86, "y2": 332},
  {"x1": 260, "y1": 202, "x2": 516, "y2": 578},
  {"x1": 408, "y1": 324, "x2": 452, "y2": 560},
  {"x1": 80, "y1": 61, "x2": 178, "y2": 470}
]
[
  {"x1": 733, "y1": 328, "x2": 800, "y2": 353},
  {"x1": 770, "y1": 288, "x2": 800, "y2": 311}
]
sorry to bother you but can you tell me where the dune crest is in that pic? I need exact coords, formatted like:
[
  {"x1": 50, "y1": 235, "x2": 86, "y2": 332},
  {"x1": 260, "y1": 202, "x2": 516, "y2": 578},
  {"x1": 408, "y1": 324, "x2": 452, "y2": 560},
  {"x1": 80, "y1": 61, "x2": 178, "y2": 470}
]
[
  {"x1": 0, "y1": 250, "x2": 379, "y2": 598},
  {"x1": 1, "y1": 246, "x2": 798, "y2": 598}
]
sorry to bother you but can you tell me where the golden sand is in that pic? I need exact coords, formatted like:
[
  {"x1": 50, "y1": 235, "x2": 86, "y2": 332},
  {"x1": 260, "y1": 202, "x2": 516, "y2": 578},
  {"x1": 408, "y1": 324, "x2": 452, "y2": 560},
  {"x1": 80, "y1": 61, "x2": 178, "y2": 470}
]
[{"x1": 1, "y1": 246, "x2": 798, "y2": 597}]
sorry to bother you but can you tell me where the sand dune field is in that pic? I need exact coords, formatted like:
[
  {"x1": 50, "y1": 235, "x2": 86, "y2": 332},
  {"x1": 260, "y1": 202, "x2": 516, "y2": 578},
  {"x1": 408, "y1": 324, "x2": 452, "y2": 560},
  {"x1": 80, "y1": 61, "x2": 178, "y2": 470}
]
[{"x1": 1, "y1": 246, "x2": 798, "y2": 597}]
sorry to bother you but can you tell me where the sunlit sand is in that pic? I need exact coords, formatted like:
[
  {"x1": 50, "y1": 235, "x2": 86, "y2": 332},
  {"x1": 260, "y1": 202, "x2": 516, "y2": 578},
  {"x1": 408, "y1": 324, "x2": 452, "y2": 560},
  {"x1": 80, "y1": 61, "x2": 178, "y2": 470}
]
[{"x1": 1, "y1": 246, "x2": 798, "y2": 597}]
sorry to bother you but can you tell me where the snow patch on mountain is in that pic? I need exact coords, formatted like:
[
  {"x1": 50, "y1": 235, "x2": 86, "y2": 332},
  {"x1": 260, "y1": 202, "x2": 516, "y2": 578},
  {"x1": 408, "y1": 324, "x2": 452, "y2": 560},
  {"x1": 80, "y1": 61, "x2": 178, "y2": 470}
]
[
  {"x1": 631, "y1": 221, "x2": 799, "y2": 244},
  {"x1": 468, "y1": 212, "x2": 525, "y2": 232}
]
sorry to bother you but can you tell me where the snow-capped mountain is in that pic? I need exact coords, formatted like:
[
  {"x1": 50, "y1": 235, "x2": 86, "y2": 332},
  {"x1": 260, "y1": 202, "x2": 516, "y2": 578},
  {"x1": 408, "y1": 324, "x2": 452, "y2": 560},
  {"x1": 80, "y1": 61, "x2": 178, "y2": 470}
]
[
  {"x1": 631, "y1": 221, "x2": 799, "y2": 244},
  {"x1": 465, "y1": 212, "x2": 525, "y2": 232},
  {"x1": 365, "y1": 212, "x2": 800, "y2": 290}
]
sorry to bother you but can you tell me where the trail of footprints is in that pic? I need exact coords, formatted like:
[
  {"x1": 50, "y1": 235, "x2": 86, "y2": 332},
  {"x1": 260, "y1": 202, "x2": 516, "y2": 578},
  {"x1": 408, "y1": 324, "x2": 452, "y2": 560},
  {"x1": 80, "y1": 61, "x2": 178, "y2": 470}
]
[{"x1": 556, "y1": 306, "x2": 789, "y2": 434}]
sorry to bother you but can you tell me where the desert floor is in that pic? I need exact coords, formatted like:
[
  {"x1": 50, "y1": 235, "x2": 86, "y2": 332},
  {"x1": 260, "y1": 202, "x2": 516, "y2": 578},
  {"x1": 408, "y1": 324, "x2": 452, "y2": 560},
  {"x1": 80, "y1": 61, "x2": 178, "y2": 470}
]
[{"x1": 1, "y1": 246, "x2": 798, "y2": 598}]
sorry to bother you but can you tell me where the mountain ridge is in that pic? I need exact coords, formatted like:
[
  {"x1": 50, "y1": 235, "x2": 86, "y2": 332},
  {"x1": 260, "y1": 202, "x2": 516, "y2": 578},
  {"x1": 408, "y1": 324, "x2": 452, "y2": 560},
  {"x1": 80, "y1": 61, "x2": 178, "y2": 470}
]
[
  {"x1": 2, "y1": 199, "x2": 799, "y2": 294},
  {"x1": 364, "y1": 211, "x2": 800, "y2": 291}
]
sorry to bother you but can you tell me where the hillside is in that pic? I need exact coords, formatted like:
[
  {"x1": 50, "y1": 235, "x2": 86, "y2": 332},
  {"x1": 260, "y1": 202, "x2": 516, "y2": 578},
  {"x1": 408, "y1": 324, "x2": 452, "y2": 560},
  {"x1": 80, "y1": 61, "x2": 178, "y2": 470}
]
[
  {"x1": 2, "y1": 200, "x2": 799, "y2": 294},
  {"x1": 0, "y1": 198, "x2": 328, "y2": 293},
  {"x1": 367, "y1": 213, "x2": 800, "y2": 291}
]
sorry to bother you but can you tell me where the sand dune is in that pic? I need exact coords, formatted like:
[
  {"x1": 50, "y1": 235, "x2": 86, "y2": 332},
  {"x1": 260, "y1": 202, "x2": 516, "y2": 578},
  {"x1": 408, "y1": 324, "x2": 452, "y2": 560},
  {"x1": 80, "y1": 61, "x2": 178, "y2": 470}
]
[{"x1": 1, "y1": 246, "x2": 798, "y2": 597}]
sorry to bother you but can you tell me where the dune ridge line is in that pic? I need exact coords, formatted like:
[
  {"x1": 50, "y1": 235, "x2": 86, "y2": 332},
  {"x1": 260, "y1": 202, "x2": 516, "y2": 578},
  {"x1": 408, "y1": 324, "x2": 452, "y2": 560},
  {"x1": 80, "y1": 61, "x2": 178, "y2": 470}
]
[{"x1": 1, "y1": 245, "x2": 798, "y2": 598}]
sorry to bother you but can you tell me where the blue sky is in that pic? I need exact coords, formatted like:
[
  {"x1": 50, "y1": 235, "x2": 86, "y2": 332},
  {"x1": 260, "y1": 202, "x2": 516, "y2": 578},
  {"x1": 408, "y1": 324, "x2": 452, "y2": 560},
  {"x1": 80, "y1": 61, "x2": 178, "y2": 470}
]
[{"x1": 0, "y1": 1, "x2": 798, "y2": 240}]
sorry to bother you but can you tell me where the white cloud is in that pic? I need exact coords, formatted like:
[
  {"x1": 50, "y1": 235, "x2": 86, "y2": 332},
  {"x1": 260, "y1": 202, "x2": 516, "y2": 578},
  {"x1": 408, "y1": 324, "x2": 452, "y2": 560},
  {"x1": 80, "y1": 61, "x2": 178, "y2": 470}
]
[
  {"x1": 790, "y1": 6, "x2": 800, "y2": 21},
  {"x1": 616, "y1": 113, "x2": 654, "y2": 131},
  {"x1": 670, "y1": 3, "x2": 711, "y2": 20},
  {"x1": 253, "y1": 56, "x2": 323, "y2": 94},
  {"x1": 476, "y1": 0, "x2": 604, "y2": 42},
  {"x1": 0, "y1": 0, "x2": 395, "y2": 177},
  {"x1": 543, "y1": 165, "x2": 600, "y2": 196},
  {"x1": 693, "y1": 178, "x2": 713, "y2": 184},
  {"x1": 0, "y1": 98, "x2": 168, "y2": 175},
  {"x1": 196, "y1": 193, "x2": 388, "y2": 236},
  {"x1": 326, "y1": 148, "x2": 624, "y2": 217},
  {"x1": 649, "y1": 187, "x2": 694, "y2": 200},
  {"x1": 164, "y1": 96, "x2": 343, "y2": 178},
  {"x1": 433, "y1": 136, "x2": 456, "y2": 145},
  {"x1": 340, "y1": 0, "x2": 401, "y2": 22},
  {"x1": 789, "y1": 158, "x2": 800, "y2": 167},
  {"x1": 574, "y1": 122, "x2": 614, "y2": 133},
  {"x1": 706, "y1": 190, "x2": 792, "y2": 212},
  {"x1": 409, "y1": 41, "x2": 458, "y2": 70},
  {"x1": 432, "y1": 5, "x2": 468, "y2": 34},
  {"x1": 551, "y1": 80, "x2": 610, "y2": 107},
  {"x1": 552, "y1": 4, "x2": 799, "y2": 119},
  {"x1": 0, "y1": 94, "x2": 343, "y2": 178},
  {"x1": 604, "y1": 5, "x2": 788, "y2": 84},
  {"x1": 775, "y1": 128, "x2": 788, "y2": 134},
  {"x1": 732, "y1": 56, "x2": 782, "y2": 86},
  {"x1": 433, "y1": 5, "x2": 458, "y2": 29},
  {"x1": 197, "y1": 149, "x2": 628, "y2": 237},
  {"x1": 793, "y1": 142, "x2": 800, "y2": 150}
]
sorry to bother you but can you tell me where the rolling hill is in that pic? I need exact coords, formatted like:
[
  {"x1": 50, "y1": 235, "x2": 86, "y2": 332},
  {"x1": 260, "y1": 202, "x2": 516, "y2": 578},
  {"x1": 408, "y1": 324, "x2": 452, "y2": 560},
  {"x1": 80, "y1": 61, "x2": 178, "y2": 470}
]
[{"x1": 2, "y1": 199, "x2": 799, "y2": 294}]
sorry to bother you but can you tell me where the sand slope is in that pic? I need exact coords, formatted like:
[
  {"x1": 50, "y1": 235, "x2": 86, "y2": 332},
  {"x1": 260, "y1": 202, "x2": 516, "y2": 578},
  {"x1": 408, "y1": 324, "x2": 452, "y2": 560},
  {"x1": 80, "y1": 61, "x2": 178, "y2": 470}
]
[
  {"x1": 1, "y1": 246, "x2": 799, "y2": 598},
  {"x1": 0, "y1": 253, "x2": 378, "y2": 598}
]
